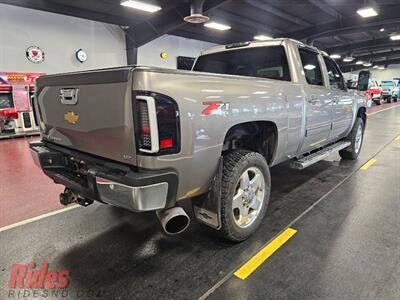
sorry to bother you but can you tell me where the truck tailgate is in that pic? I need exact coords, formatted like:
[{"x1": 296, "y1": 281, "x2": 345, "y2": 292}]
[{"x1": 35, "y1": 67, "x2": 136, "y2": 164}]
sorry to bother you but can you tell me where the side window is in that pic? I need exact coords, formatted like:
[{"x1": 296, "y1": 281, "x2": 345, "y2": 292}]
[
  {"x1": 323, "y1": 57, "x2": 345, "y2": 90},
  {"x1": 298, "y1": 48, "x2": 323, "y2": 86}
]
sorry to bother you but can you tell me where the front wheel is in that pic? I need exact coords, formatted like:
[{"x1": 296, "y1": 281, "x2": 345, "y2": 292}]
[
  {"x1": 339, "y1": 117, "x2": 365, "y2": 160},
  {"x1": 393, "y1": 96, "x2": 398, "y2": 102},
  {"x1": 219, "y1": 151, "x2": 271, "y2": 242},
  {"x1": 387, "y1": 96, "x2": 392, "y2": 103}
]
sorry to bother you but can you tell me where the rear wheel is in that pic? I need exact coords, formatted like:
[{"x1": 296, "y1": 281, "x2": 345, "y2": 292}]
[
  {"x1": 374, "y1": 94, "x2": 383, "y2": 105},
  {"x1": 394, "y1": 96, "x2": 398, "y2": 102},
  {"x1": 339, "y1": 117, "x2": 364, "y2": 160},
  {"x1": 219, "y1": 150, "x2": 271, "y2": 242}
]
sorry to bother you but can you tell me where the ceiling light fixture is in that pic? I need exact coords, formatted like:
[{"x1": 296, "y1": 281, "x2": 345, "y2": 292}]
[
  {"x1": 204, "y1": 22, "x2": 231, "y2": 31},
  {"x1": 380, "y1": 28, "x2": 385, "y2": 32},
  {"x1": 390, "y1": 34, "x2": 400, "y2": 41},
  {"x1": 304, "y1": 64, "x2": 316, "y2": 70},
  {"x1": 363, "y1": 62, "x2": 372, "y2": 67},
  {"x1": 356, "y1": 61, "x2": 364, "y2": 65},
  {"x1": 373, "y1": 65, "x2": 379, "y2": 69},
  {"x1": 356, "y1": 7, "x2": 378, "y2": 18},
  {"x1": 378, "y1": 66, "x2": 385, "y2": 70},
  {"x1": 330, "y1": 54, "x2": 341, "y2": 59},
  {"x1": 120, "y1": 0, "x2": 161, "y2": 13},
  {"x1": 254, "y1": 35, "x2": 273, "y2": 41},
  {"x1": 343, "y1": 56, "x2": 355, "y2": 62}
]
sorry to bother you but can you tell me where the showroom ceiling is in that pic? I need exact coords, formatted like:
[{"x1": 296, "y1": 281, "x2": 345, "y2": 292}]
[{"x1": 1, "y1": 0, "x2": 399, "y2": 70}]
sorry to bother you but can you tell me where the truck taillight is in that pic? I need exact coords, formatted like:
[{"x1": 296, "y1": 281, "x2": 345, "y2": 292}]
[{"x1": 135, "y1": 93, "x2": 180, "y2": 155}]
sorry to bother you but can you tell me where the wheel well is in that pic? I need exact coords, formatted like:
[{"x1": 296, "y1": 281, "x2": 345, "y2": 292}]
[
  {"x1": 222, "y1": 121, "x2": 278, "y2": 165},
  {"x1": 357, "y1": 107, "x2": 367, "y2": 127}
]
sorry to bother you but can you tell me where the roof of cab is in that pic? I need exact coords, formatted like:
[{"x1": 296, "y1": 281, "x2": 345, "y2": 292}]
[{"x1": 199, "y1": 38, "x2": 323, "y2": 56}]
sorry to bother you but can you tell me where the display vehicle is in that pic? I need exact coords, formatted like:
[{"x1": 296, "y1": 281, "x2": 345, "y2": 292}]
[{"x1": 30, "y1": 39, "x2": 370, "y2": 241}]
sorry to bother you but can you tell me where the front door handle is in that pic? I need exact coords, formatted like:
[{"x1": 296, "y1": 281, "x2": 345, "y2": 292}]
[{"x1": 307, "y1": 95, "x2": 319, "y2": 104}]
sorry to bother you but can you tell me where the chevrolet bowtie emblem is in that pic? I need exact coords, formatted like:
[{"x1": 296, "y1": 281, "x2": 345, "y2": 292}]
[{"x1": 64, "y1": 111, "x2": 79, "y2": 124}]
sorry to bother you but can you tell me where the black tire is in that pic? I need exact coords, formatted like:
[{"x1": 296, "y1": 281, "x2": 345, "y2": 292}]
[
  {"x1": 374, "y1": 94, "x2": 383, "y2": 105},
  {"x1": 387, "y1": 96, "x2": 392, "y2": 103},
  {"x1": 339, "y1": 117, "x2": 365, "y2": 160},
  {"x1": 394, "y1": 97, "x2": 398, "y2": 102},
  {"x1": 219, "y1": 150, "x2": 271, "y2": 242}
]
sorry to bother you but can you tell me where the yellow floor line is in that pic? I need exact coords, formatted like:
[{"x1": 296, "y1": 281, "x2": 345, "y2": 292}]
[
  {"x1": 395, "y1": 135, "x2": 400, "y2": 141},
  {"x1": 361, "y1": 159, "x2": 377, "y2": 170},
  {"x1": 234, "y1": 227, "x2": 297, "y2": 280}
]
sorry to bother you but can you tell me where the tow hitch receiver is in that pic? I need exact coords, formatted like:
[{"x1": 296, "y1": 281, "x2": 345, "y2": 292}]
[{"x1": 59, "y1": 188, "x2": 93, "y2": 207}]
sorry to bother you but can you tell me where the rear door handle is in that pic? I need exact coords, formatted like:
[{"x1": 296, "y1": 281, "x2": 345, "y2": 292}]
[{"x1": 307, "y1": 95, "x2": 319, "y2": 104}]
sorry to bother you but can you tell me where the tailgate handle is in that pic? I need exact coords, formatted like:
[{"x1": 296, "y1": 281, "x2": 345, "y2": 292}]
[{"x1": 60, "y1": 88, "x2": 79, "y2": 105}]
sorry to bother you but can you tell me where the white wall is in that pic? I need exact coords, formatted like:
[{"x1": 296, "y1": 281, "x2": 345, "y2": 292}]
[
  {"x1": 345, "y1": 64, "x2": 400, "y2": 83},
  {"x1": 138, "y1": 35, "x2": 216, "y2": 69},
  {"x1": 0, "y1": 4, "x2": 127, "y2": 74}
]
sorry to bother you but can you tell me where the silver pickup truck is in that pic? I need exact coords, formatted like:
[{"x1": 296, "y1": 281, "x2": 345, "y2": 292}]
[{"x1": 30, "y1": 38, "x2": 370, "y2": 241}]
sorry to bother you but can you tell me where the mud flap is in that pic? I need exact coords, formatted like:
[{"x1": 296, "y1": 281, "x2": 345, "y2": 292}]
[{"x1": 192, "y1": 157, "x2": 222, "y2": 230}]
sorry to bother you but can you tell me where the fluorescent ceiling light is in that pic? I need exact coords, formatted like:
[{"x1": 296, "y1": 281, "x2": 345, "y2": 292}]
[
  {"x1": 330, "y1": 54, "x2": 341, "y2": 59},
  {"x1": 363, "y1": 62, "x2": 372, "y2": 67},
  {"x1": 390, "y1": 34, "x2": 400, "y2": 40},
  {"x1": 380, "y1": 28, "x2": 385, "y2": 32},
  {"x1": 120, "y1": 1, "x2": 161, "y2": 13},
  {"x1": 254, "y1": 35, "x2": 273, "y2": 41},
  {"x1": 378, "y1": 66, "x2": 385, "y2": 70},
  {"x1": 304, "y1": 64, "x2": 316, "y2": 70},
  {"x1": 373, "y1": 65, "x2": 379, "y2": 68},
  {"x1": 356, "y1": 60, "x2": 364, "y2": 65},
  {"x1": 343, "y1": 56, "x2": 355, "y2": 62},
  {"x1": 204, "y1": 22, "x2": 231, "y2": 31},
  {"x1": 357, "y1": 7, "x2": 378, "y2": 18}
]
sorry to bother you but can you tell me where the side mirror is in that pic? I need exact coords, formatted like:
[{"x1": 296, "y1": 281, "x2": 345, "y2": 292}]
[{"x1": 357, "y1": 70, "x2": 371, "y2": 92}]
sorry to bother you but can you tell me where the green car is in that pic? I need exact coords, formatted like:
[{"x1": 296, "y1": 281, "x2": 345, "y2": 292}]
[
  {"x1": 379, "y1": 80, "x2": 397, "y2": 103},
  {"x1": 392, "y1": 83, "x2": 400, "y2": 102}
]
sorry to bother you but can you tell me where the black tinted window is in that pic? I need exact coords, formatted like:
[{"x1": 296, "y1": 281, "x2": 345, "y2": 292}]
[
  {"x1": 0, "y1": 93, "x2": 14, "y2": 109},
  {"x1": 299, "y1": 48, "x2": 323, "y2": 86},
  {"x1": 323, "y1": 57, "x2": 345, "y2": 90},
  {"x1": 193, "y1": 46, "x2": 291, "y2": 81}
]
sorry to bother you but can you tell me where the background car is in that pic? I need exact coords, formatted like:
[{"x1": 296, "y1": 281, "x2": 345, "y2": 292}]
[
  {"x1": 379, "y1": 80, "x2": 396, "y2": 103},
  {"x1": 367, "y1": 80, "x2": 383, "y2": 105},
  {"x1": 391, "y1": 83, "x2": 399, "y2": 102}
]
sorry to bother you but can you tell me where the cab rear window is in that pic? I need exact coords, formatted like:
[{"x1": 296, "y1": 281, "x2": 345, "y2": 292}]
[{"x1": 193, "y1": 46, "x2": 291, "y2": 81}]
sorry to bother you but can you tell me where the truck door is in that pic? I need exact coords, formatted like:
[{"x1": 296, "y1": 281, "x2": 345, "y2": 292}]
[
  {"x1": 298, "y1": 48, "x2": 333, "y2": 152},
  {"x1": 323, "y1": 56, "x2": 353, "y2": 139}
]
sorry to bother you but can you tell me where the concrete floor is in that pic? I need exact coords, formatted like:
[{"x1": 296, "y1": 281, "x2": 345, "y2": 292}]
[{"x1": 0, "y1": 103, "x2": 399, "y2": 299}]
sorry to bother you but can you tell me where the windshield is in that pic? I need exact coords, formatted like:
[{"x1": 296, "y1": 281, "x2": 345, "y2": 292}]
[
  {"x1": 380, "y1": 81, "x2": 394, "y2": 87},
  {"x1": 193, "y1": 45, "x2": 291, "y2": 81}
]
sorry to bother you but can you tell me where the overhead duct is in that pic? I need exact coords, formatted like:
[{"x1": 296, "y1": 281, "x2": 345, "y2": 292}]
[{"x1": 184, "y1": 0, "x2": 210, "y2": 23}]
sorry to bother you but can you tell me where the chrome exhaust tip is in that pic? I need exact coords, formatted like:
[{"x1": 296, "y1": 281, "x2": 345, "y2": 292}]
[{"x1": 156, "y1": 207, "x2": 190, "y2": 235}]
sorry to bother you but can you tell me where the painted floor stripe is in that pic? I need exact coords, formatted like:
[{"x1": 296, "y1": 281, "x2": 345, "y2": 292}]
[
  {"x1": 360, "y1": 159, "x2": 377, "y2": 170},
  {"x1": 234, "y1": 228, "x2": 297, "y2": 280},
  {"x1": 395, "y1": 135, "x2": 400, "y2": 141},
  {"x1": 367, "y1": 104, "x2": 400, "y2": 116},
  {"x1": 0, "y1": 205, "x2": 79, "y2": 233}
]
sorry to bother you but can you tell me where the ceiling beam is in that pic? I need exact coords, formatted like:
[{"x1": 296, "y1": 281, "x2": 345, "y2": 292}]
[
  {"x1": 307, "y1": 0, "x2": 341, "y2": 20},
  {"x1": 211, "y1": 10, "x2": 283, "y2": 36},
  {"x1": 340, "y1": 58, "x2": 400, "y2": 72},
  {"x1": 0, "y1": 0, "x2": 141, "y2": 26},
  {"x1": 328, "y1": 37, "x2": 399, "y2": 54},
  {"x1": 126, "y1": 0, "x2": 230, "y2": 47},
  {"x1": 286, "y1": 4, "x2": 400, "y2": 41},
  {"x1": 342, "y1": 50, "x2": 400, "y2": 66},
  {"x1": 244, "y1": 0, "x2": 312, "y2": 27}
]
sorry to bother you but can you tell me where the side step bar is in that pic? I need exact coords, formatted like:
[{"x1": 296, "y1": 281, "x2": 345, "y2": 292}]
[{"x1": 291, "y1": 141, "x2": 351, "y2": 170}]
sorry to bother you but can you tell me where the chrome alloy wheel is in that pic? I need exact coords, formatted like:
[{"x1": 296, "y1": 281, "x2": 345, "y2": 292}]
[
  {"x1": 232, "y1": 167, "x2": 265, "y2": 228},
  {"x1": 355, "y1": 124, "x2": 363, "y2": 154}
]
